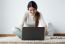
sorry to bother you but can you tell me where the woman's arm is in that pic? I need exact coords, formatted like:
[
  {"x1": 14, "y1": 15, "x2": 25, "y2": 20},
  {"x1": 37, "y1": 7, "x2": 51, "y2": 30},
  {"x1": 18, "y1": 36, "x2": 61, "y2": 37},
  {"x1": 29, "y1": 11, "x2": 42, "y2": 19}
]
[
  {"x1": 39, "y1": 13, "x2": 48, "y2": 35},
  {"x1": 16, "y1": 13, "x2": 27, "y2": 31},
  {"x1": 45, "y1": 24, "x2": 48, "y2": 35},
  {"x1": 13, "y1": 12, "x2": 27, "y2": 38}
]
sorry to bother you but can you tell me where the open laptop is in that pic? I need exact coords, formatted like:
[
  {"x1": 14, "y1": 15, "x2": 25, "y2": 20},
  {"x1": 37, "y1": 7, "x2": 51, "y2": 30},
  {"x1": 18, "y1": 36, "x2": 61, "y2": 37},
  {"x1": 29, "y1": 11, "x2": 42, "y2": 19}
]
[{"x1": 22, "y1": 27, "x2": 45, "y2": 40}]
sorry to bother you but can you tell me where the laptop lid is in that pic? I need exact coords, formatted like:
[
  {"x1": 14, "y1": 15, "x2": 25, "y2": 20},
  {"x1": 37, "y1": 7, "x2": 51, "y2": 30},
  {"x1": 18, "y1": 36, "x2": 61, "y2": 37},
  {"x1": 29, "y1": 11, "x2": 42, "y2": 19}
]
[{"x1": 22, "y1": 27, "x2": 45, "y2": 40}]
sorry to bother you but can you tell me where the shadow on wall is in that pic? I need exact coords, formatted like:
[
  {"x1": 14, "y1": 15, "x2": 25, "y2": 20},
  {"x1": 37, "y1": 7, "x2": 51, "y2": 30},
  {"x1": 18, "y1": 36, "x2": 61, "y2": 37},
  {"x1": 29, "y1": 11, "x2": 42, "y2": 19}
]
[{"x1": 48, "y1": 23, "x2": 58, "y2": 36}]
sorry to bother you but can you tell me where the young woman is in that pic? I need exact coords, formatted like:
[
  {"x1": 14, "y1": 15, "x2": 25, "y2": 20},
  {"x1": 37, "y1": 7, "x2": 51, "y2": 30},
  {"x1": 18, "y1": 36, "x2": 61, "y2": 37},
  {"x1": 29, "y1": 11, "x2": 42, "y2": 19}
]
[{"x1": 14, "y1": 1, "x2": 48, "y2": 39}]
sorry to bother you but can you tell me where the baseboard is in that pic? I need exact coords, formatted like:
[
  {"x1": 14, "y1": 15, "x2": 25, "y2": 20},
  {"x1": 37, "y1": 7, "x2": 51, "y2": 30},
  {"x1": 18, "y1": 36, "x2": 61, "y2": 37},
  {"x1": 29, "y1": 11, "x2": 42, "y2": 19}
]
[{"x1": 0, "y1": 34, "x2": 16, "y2": 37}]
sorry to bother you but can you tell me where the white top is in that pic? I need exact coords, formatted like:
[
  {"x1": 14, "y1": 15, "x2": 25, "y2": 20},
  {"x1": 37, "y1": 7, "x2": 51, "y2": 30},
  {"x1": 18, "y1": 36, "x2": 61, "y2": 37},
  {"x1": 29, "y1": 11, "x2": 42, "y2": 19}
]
[{"x1": 16, "y1": 12, "x2": 46, "y2": 31}]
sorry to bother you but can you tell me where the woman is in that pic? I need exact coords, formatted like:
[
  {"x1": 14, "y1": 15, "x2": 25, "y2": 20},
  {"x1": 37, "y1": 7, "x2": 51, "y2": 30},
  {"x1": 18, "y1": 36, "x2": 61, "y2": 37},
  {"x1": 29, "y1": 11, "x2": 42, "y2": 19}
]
[{"x1": 14, "y1": 1, "x2": 48, "y2": 39}]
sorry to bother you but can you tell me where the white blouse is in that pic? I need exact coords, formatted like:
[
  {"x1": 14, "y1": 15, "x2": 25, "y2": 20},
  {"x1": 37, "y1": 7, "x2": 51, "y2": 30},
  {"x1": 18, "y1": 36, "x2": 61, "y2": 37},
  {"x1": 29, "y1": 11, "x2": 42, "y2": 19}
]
[{"x1": 16, "y1": 12, "x2": 46, "y2": 31}]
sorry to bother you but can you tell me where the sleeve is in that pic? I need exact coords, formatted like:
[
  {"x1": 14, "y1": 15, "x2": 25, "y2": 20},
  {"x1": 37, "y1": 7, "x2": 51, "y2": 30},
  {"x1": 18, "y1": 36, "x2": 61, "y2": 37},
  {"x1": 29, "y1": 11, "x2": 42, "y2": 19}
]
[
  {"x1": 15, "y1": 12, "x2": 27, "y2": 31},
  {"x1": 12, "y1": 12, "x2": 27, "y2": 38},
  {"x1": 38, "y1": 13, "x2": 47, "y2": 27},
  {"x1": 38, "y1": 13, "x2": 48, "y2": 35}
]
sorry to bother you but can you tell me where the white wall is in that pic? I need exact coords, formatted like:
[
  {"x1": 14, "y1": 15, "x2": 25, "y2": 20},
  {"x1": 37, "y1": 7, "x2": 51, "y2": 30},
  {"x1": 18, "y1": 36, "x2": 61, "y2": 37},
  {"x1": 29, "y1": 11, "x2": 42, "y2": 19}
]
[{"x1": 0, "y1": 0, "x2": 65, "y2": 34}]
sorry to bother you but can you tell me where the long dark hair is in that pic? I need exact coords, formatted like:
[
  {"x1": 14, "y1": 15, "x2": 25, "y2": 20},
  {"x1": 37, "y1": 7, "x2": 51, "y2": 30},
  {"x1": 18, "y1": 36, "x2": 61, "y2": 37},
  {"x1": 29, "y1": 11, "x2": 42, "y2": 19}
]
[{"x1": 27, "y1": 1, "x2": 40, "y2": 27}]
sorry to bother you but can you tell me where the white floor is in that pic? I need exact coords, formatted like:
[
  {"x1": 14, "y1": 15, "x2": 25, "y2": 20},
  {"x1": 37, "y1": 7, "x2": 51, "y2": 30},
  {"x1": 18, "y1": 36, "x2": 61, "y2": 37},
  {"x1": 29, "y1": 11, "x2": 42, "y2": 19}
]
[{"x1": 0, "y1": 36, "x2": 65, "y2": 44}]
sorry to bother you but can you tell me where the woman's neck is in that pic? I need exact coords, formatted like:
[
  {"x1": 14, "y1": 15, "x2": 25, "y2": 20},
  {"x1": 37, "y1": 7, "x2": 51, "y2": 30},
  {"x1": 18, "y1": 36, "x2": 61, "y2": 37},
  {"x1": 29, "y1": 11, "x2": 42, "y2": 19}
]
[{"x1": 29, "y1": 13, "x2": 35, "y2": 16}]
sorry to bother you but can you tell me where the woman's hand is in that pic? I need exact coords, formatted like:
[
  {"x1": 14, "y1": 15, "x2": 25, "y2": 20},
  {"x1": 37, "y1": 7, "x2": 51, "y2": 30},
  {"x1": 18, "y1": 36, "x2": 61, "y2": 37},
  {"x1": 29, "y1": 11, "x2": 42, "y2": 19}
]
[{"x1": 45, "y1": 25, "x2": 48, "y2": 35}]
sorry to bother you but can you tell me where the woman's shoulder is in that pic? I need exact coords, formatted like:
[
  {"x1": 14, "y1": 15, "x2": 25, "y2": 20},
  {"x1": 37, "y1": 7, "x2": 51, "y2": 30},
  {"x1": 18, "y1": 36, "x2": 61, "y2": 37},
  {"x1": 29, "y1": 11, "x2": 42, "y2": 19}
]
[
  {"x1": 24, "y1": 11, "x2": 29, "y2": 15},
  {"x1": 23, "y1": 11, "x2": 29, "y2": 18}
]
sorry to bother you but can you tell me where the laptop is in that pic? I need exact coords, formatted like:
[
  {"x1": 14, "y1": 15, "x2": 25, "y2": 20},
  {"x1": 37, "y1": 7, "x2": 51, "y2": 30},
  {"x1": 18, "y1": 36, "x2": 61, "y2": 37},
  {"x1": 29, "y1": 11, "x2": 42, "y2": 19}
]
[{"x1": 22, "y1": 27, "x2": 45, "y2": 40}]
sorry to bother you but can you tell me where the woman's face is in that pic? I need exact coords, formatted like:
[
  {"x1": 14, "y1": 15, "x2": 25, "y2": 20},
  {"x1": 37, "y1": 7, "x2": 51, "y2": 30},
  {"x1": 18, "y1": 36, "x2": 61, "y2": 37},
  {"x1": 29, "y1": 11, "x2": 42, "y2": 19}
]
[{"x1": 28, "y1": 7, "x2": 37, "y2": 15}]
